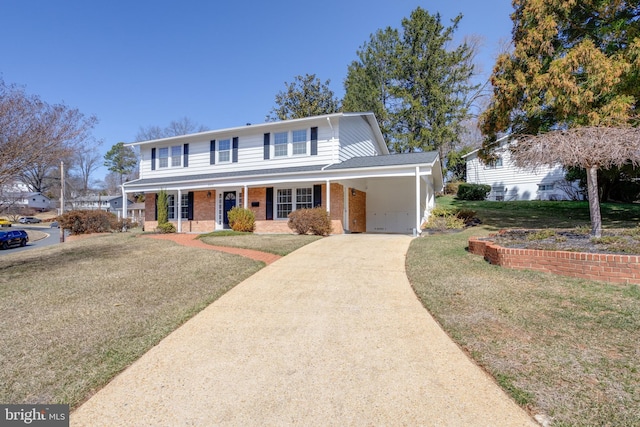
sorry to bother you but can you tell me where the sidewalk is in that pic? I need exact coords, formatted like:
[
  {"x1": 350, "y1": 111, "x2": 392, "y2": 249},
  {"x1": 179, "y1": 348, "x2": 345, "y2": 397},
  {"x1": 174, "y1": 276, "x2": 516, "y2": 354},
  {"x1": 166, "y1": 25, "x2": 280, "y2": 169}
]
[{"x1": 71, "y1": 234, "x2": 537, "y2": 426}]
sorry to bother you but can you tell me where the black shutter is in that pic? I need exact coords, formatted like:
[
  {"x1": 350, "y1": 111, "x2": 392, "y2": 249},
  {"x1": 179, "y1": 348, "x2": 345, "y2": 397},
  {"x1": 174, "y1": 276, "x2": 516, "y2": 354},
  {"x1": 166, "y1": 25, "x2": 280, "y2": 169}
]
[
  {"x1": 154, "y1": 193, "x2": 158, "y2": 220},
  {"x1": 263, "y1": 133, "x2": 270, "y2": 160},
  {"x1": 313, "y1": 184, "x2": 322, "y2": 208},
  {"x1": 266, "y1": 187, "x2": 273, "y2": 220},
  {"x1": 232, "y1": 137, "x2": 239, "y2": 163},
  {"x1": 310, "y1": 127, "x2": 318, "y2": 156},
  {"x1": 210, "y1": 140, "x2": 216, "y2": 165},
  {"x1": 183, "y1": 144, "x2": 189, "y2": 167},
  {"x1": 151, "y1": 148, "x2": 156, "y2": 171},
  {"x1": 187, "y1": 192, "x2": 194, "y2": 220}
]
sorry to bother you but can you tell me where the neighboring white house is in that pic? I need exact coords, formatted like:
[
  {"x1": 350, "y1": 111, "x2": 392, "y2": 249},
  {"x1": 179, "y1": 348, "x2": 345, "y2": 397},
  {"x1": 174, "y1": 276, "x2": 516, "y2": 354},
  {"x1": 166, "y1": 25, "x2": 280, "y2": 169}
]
[
  {"x1": 463, "y1": 135, "x2": 582, "y2": 201},
  {"x1": 70, "y1": 195, "x2": 131, "y2": 212},
  {"x1": 0, "y1": 191, "x2": 53, "y2": 211},
  {"x1": 122, "y1": 112, "x2": 444, "y2": 234}
]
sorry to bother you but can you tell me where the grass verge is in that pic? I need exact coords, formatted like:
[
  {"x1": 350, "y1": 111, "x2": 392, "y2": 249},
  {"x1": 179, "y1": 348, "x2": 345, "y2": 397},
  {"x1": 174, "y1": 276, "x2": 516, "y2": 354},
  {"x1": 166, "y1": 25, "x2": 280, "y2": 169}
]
[
  {"x1": 406, "y1": 227, "x2": 640, "y2": 425},
  {"x1": 0, "y1": 233, "x2": 263, "y2": 408},
  {"x1": 198, "y1": 231, "x2": 322, "y2": 256},
  {"x1": 437, "y1": 195, "x2": 640, "y2": 229}
]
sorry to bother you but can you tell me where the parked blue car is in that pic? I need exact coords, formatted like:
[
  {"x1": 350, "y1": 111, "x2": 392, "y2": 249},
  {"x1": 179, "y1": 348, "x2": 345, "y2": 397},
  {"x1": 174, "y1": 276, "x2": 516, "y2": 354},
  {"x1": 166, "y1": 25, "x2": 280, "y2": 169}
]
[{"x1": 0, "y1": 230, "x2": 29, "y2": 249}]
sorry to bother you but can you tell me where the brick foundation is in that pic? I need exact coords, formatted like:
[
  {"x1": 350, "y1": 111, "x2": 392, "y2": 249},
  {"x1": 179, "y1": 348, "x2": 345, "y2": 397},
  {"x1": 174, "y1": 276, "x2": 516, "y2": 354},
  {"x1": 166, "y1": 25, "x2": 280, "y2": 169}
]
[{"x1": 468, "y1": 236, "x2": 640, "y2": 285}]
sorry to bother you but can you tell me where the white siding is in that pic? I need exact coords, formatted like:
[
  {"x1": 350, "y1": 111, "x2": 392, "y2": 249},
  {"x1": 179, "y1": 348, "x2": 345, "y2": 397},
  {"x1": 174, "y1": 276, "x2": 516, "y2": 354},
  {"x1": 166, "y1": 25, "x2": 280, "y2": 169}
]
[
  {"x1": 338, "y1": 115, "x2": 380, "y2": 162},
  {"x1": 466, "y1": 149, "x2": 572, "y2": 201},
  {"x1": 138, "y1": 122, "x2": 337, "y2": 179}
]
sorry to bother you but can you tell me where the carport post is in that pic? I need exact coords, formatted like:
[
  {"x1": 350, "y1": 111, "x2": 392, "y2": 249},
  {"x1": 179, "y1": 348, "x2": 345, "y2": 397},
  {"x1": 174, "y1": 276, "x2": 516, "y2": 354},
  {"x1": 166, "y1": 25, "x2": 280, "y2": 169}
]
[
  {"x1": 177, "y1": 189, "x2": 182, "y2": 233},
  {"x1": 415, "y1": 166, "x2": 421, "y2": 234},
  {"x1": 326, "y1": 180, "x2": 331, "y2": 216}
]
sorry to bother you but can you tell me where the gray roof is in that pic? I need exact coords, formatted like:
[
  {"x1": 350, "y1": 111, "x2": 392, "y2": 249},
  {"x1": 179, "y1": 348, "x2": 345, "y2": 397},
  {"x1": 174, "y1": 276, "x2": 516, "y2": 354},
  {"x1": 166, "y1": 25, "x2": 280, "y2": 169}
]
[
  {"x1": 325, "y1": 152, "x2": 439, "y2": 170},
  {"x1": 124, "y1": 152, "x2": 439, "y2": 188}
]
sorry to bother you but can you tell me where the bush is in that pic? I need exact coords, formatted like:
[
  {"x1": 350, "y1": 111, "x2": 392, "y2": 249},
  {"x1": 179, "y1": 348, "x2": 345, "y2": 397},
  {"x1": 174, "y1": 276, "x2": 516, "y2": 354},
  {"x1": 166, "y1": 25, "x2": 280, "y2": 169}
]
[
  {"x1": 156, "y1": 222, "x2": 176, "y2": 234},
  {"x1": 115, "y1": 218, "x2": 138, "y2": 232},
  {"x1": 457, "y1": 183, "x2": 491, "y2": 201},
  {"x1": 444, "y1": 181, "x2": 462, "y2": 195},
  {"x1": 227, "y1": 207, "x2": 255, "y2": 232},
  {"x1": 288, "y1": 207, "x2": 332, "y2": 236},
  {"x1": 57, "y1": 210, "x2": 119, "y2": 235}
]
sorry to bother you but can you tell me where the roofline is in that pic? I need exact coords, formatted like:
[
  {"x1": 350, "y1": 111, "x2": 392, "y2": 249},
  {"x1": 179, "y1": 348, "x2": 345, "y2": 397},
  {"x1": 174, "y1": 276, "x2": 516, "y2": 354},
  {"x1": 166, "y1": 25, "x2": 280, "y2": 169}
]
[
  {"x1": 126, "y1": 112, "x2": 381, "y2": 147},
  {"x1": 123, "y1": 159, "x2": 440, "y2": 190},
  {"x1": 462, "y1": 134, "x2": 512, "y2": 159}
]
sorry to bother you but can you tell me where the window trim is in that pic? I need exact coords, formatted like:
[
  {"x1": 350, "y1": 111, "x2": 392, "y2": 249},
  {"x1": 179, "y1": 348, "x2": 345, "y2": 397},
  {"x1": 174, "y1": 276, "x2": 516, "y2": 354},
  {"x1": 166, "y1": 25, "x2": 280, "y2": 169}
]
[
  {"x1": 218, "y1": 138, "x2": 232, "y2": 163},
  {"x1": 292, "y1": 129, "x2": 308, "y2": 156},
  {"x1": 273, "y1": 132, "x2": 288, "y2": 157},
  {"x1": 275, "y1": 186, "x2": 314, "y2": 219}
]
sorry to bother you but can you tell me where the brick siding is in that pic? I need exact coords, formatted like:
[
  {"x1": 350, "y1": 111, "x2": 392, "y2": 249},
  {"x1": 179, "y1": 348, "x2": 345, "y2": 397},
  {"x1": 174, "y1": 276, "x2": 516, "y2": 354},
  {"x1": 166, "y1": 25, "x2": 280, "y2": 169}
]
[{"x1": 468, "y1": 236, "x2": 640, "y2": 285}]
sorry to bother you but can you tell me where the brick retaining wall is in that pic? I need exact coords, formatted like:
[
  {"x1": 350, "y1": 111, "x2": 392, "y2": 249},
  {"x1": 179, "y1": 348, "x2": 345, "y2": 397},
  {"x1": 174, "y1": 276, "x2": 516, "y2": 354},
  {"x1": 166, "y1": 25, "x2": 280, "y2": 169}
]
[{"x1": 468, "y1": 236, "x2": 640, "y2": 285}]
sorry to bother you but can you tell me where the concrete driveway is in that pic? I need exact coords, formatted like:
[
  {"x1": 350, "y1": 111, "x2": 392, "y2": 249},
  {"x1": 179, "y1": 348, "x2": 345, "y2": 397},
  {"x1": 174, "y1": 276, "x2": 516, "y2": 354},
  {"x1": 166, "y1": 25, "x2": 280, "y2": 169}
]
[{"x1": 71, "y1": 234, "x2": 536, "y2": 426}]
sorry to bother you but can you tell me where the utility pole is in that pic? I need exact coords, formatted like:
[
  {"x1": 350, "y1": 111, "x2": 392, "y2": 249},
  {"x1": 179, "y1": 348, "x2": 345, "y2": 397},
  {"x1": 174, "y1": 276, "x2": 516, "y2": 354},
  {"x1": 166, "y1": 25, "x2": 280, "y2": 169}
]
[{"x1": 60, "y1": 161, "x2": 65, "y2": 243}]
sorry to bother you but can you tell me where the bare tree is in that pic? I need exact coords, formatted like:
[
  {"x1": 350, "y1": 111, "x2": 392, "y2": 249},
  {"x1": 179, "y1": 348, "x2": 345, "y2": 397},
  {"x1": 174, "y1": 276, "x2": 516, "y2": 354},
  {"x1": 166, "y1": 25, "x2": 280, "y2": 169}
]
[
  {"x1": 511, "y1": 126, "x2": 640, "y2": 237},
  {"x1": 74, "y1": 139, "x2": 103, "y2": 194},
  {"x1": 0, "y1": 79, "x2": 97, "y2": 187},
  {"x1": 136, "y1": 117, "x2": 208, "y2": 141}
]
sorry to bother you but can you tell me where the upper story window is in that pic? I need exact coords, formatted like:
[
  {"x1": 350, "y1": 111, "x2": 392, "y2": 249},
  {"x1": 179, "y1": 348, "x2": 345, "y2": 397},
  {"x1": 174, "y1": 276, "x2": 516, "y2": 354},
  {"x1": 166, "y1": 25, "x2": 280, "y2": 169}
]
[
  {"x1": 274, "y1": 132, "x2": 288, "y2": 157},
  {"x1": 158, "y1": 147, "x2": 169, "y2": 168},
  {"x1": 539, "y1": 184, "x2": 554, "y2": 191},
  {"x1": 171, "y1": 146, "x2": 181, "y2": 167},
  {"x1": 486, "y1": 156, "x2": 503, "y2": 169},
  {"x1": 158, "y1": 145, "x2": 182, "y2": 169},
  {"x1": 219, "y1": 139, "x2": 231, "y2": 163},
  {"x1": 292, "y1": 129, "x2": 307, "y2": 155}
]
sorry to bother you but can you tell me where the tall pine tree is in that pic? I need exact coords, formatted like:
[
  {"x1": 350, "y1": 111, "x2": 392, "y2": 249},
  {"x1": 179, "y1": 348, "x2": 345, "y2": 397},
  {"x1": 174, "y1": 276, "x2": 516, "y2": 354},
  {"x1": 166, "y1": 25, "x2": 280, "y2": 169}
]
[{"x1": 343, "y1": 7, "x2": 478, "y2": 154}]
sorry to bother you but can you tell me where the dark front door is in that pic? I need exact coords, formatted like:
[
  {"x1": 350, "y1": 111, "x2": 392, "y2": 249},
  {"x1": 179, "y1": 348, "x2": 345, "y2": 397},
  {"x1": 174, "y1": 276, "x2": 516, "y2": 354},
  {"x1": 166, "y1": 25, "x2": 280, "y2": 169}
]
[{"x1": 223, "y1": 191, "x2": 236, "y2": 228}]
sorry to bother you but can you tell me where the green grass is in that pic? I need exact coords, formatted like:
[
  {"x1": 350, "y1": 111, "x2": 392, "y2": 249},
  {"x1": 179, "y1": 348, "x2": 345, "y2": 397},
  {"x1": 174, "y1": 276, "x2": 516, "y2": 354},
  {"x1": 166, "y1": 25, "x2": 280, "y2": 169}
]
[
  {"x1": 437, "y1": 195, "x2": 640, "y2": 229},
  {"x1": 198, "y1": 231, "x2": 322, "y2": 256},
  {"x1": 407, "y1": 202, "x2": 640, "y2": 425}
]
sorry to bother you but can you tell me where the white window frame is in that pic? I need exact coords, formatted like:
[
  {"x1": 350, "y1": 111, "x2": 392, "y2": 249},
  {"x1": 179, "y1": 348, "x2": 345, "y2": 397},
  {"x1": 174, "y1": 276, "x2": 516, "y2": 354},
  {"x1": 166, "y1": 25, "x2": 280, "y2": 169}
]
[
  {"x1": 171, "y1": 145, "x2": 182, "y2": 167},
  {"x1": 167, "y1": 195, "x2": 176, "y2": 220},
  {"x1": 539, "y1": 184, "x2": 554, "y2": 191},
  {"x1": 274, "y1": 132, "x2": 288, "y2": 157},
  {"x1": 275, "y1": 187, "x2": 314, "y2": 219},
  {"x1": 292, "y1": 129, "x2": 307, "y2": 155},
  {"x1": 180, "y1": 193, "x2": 189, "y2": 219},
  {"x1": 158, "y1": 147, "x2": 169, "y2": 168},
  {"x1": 218, "y1": 139, "x2": 231, "y2": 163},
  {"x1": 485, "y1": 156, "x2": 503, "y2": 169}
]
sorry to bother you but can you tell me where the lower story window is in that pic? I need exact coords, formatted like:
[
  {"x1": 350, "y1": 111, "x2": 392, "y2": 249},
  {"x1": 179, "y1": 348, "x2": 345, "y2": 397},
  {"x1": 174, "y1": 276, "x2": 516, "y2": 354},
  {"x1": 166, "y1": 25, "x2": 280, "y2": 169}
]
[
  {"x1": 167, "y1": 195, "x2": 176, "y2": 220},
  {"x1": 296, "y1": 188, "x2": 313, "y2": 209},
  {"x1": 166, "y1": 194, "x2": 189, "y2": 220},
  {"x1": 276, "y1": 187, "x2": 313, "y2": 219},
  {"x1": 180, "y1": 194, "x2": 189, "y2": 219},
  {"x1": 277, "y1": 189, "x2": 292, "y2": 219}
]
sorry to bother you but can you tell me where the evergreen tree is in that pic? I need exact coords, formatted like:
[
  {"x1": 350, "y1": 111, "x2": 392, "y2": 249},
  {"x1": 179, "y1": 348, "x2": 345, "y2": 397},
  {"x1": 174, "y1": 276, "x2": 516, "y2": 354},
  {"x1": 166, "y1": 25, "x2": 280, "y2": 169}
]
[
  {"x1": 343, "y1": 7, "x2": 478, "y2": 153},
  {"x1": 104, "y1": 142, "x2": 137, "y2": 186},
  {"x1": 267, "y1": 74, "x2": 340, "y2": 121}
]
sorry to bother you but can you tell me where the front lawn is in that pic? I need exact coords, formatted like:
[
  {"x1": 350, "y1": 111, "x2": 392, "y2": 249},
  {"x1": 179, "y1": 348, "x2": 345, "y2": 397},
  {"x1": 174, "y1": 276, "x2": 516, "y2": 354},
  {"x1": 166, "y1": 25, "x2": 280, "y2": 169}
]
[
  {"x1": 407, "y1": 198, "x2": 640, "y2": 425},
  {"x1": 0, "y1": 233, "x2": 263, "y2": 408},
  {"x1": 198, "y1": 231, "x2": 322, "y2": 256},
  {"x1": 437, "y1": 195, "x2": 640, "y2": 229}
]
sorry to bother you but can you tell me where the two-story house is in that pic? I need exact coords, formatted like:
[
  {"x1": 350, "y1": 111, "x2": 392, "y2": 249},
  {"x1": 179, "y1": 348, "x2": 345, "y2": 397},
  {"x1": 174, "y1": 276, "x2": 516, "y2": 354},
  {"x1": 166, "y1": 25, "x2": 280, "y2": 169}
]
[
  {"x1": 122, "y1": 112, "x2": 443, "y2": 234},
  {"x1": 464, "y1": 135, "x2": 582, "y2": 201}
]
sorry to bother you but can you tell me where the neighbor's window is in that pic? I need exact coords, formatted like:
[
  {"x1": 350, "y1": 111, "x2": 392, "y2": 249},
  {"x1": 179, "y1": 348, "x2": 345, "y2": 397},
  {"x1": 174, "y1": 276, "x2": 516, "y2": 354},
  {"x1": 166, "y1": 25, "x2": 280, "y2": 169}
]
[
  {"x1": 539, "y1": 184, "x2": 554, "y2": 191},
  {"x1": 486, "y1": 157, "x2": 503, "y2": 168},
  {"x1": 274, "y1": 132, "x2": 288, "y2": 157},
  {"x1": 276, "y1": 189, "x2": 292, "y2": 219},
  {"x1": 171, "y1": 145, "x2": 182, "y2": 167},
  {"x1": 292, "y1": 129, "x2": 307, "y2": 155},
  {"x1": 296, "y1": 187, "x2": 313, "y2": 209},
  {"x1": 158, "y1": 147, "x2": 169, "y2": 168}
]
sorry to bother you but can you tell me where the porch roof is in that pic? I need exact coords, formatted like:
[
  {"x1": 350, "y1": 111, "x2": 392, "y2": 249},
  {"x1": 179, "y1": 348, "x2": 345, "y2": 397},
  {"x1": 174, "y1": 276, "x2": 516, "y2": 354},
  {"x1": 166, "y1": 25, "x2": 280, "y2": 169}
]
[{"x1": 123, "y1": 152, "x2": 441, "y2": 190}]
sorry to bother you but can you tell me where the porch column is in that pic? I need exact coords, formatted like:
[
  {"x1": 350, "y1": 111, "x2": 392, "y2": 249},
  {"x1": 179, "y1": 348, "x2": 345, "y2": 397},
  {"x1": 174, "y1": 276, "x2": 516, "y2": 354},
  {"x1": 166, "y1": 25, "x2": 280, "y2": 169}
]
[
  {"x1": 121, "y1": 185, "x2": 127, "y2": 220},
  {"x1": 244, "y1": 185, "x2": 248, "y2": 209},
  {"x1": 415, "y1": 166, "x2": 421, "y2": 234},
  {"x1": 177, "y1": 189, "x2": 182, "y2": 233},
  {"x1": 326, "y1": 180, "x2": 331, "y2": 215}
]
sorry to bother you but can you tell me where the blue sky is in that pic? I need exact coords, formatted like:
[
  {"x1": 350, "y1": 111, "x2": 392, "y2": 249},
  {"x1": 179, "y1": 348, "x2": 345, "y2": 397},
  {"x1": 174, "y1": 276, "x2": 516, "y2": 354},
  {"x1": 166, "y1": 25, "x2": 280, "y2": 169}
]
[{"x1": 1, "y1": 0, "x2": 514, "y2": 182}]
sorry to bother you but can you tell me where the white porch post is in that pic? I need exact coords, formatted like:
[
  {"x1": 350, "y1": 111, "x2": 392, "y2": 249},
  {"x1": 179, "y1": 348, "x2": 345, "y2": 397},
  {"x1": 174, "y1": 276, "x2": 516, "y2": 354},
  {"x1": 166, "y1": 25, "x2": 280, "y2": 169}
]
[
  {"x1": 121, "y1": 185, "x2": 127, "y2": 220},
  {"x1": 325, "y1": 180, "x2": 331, "y2": 216},
  {"x1": 415, "y1": 166, "x2": 421, "y2": 234},
  {"x1": 177, "y1": 189, "x2": 182, "y2": 233},
  {"x1": 244, "y1": 185, "x2": 248, "y2": 209}
]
